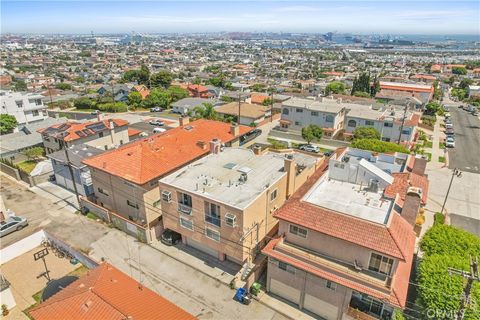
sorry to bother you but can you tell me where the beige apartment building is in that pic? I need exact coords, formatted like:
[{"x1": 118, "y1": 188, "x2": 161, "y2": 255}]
[
  {"x1": 158, "y1": 147, "x2": 321, "y2": 264},
  {"x1": 82, "y1": 119, "x2": 252, "y2": 243},
  {"x1": 262, "y1": 148, "x2": 429, "y2": 320},
  {"x1": 38, "y1": 118, "x2": 130, "y2": 154}
]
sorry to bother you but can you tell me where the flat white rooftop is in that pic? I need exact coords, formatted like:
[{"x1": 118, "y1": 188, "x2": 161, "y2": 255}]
[
  {"x1": 303, "y1": 178, "x2": 392, "y2": 225},
  {"x1": 160, "y1": 148, "x2": 318, "y2": 209}
]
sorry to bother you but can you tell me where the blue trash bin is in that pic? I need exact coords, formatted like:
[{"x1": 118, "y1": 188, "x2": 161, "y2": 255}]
[{"x1": 235, "y1": 288, "x2": 246, "y2": 302}]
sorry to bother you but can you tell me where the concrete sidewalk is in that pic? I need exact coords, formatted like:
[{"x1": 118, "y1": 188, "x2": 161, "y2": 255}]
[{"x1": 30, "y1": 182, "x2": 79, "y2": 213}]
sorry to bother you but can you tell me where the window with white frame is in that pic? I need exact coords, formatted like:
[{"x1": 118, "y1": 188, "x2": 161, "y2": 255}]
[
  {"x1": 311, "y1": 111, "x2": 319, "y2": 116},
  {"x1": 289, "y1": 224, "x2": 308, "y2": 238},
  {"x1": 326, "y1": 280, "x2": 337, "y2": 291},
  {"x1": 225, "y1": 213, "x2": 236, "y2": 227},
  {"x1": 384, "y1": 122, "x2": 393, "y2": 127},
  {"x1": 126, "y1": 200, "x2": 139, "y2": 209},
  {"x1": 282, "y1": 108, "x2": 289, "y2": 115},
  {"x1": 325, "y1": 114, "x2": 334, "y2": 123},
  {"x1": 365, "y1": 120, "x2": 374, "y2": 126},
  {"x1": 180, "y1": 217, "x2": 193, "y2": 231},
  {"x1": 205, "y1": 227, "x2": 220, "y2": 242},
  {"x1": 296, "y1": 108, "x2": 303, "y2": 113},
  {"x1": 270, "y1": 189, "x2": 278, "y2": 202},
  {"x1": 347, "y1": 119, "x2": 357, "y2": 128},
  {"x1": 368, "y1": 253, "x2": 394, "y2": 276}
]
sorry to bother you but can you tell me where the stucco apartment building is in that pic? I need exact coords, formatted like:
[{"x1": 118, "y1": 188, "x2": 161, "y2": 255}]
[
  {"x1": 0, "y1": 90, "x2": 48, "y2": 124},
  {"x1": 262, "y1": 148, "x2": 428, "y2": 320},
  {"x1": 279, "y1": 97, "x2": 347, "y2": 137},
  {"x1": 82, "y1": 119, "x2": 252, "y2": 243},
  {"x1": 344, "y1": 105, "x2": 420, "y2": 143},
  {"x1": 158, "y1": 147, "x2": 321, "y2": 264},
  {"x1": 38, "y1": 118, "x2": 130, "y2": 154}
]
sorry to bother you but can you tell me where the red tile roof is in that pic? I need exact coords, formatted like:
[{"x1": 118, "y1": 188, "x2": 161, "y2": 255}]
[
  {"x1": 385, "y1": 172, "x2": 429, "y2": 205},
  {"x1": 29, "y1": 263, "x2": 197, "y2": 320},
  {"x1": 379, "y1": 83, "x2": 434, "y2": 93},
  {"x1": 127, "y1": 128, "x2": 142, "y2": 137},
  {"x1": 38, "y1": 119, "x2": 128, "y2": 142},
  {"x1": 83, "y1": 119, "x2": 252, "y2": 184},
  {"x1": 272, "y1": 160, "x2": 415, "y2": 260}
]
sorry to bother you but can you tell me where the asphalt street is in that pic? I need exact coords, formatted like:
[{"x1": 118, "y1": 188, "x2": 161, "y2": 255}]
[{"x1": 447, "y1": 106, "x2": 480, "y2": 173}]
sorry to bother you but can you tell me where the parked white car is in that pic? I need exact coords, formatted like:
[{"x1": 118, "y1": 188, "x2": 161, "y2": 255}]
[{"x1": 445, "y1": 137, "x2": 455, "y2": 148}]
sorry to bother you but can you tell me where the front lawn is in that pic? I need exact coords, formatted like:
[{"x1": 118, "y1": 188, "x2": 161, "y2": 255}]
[
  {"x1": 17, "y1": 160, "x2": 37, "y2": 174},
  {"x1": 439, "y1": 156, "x2": 446, "y2": 163},
  {"x1": 439, "y1": 142, "x2": 446, "y2": 149},
  {"x1": 423, "y1": 140, "x2": 433, "y2": 148}
]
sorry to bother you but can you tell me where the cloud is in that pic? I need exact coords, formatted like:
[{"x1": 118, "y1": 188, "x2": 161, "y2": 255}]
[
  {"x1": 274, "y1": 5, "x2": 321, "y2": 13},
  {"x1": 398, "y1": 10, "x2": 470, "y2": 19}
]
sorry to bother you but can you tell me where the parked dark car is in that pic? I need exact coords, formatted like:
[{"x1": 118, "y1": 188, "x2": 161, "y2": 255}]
[
  {"x1": 445, "y1": 128, "x2": 455, "y2": 136},
  {"x1": 150, "y1": 107, "x2": 164, "y2": 112},
  {"x1": 323, "y1": 151, "x2": 333, "y2": 157},
  {"x1": 161, "y1": 229, "x2": 182, "y2": 246}
]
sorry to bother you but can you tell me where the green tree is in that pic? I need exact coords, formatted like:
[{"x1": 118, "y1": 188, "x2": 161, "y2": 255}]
[
  {"x1": 452, "y1": 66, "x2": 467, "y2": 75},
  {"x1": 74, "y1": 76, "x2": 85, "y2": 83},
  {"x1": 425, "y1": 102, "x2": 442, "y2": 115},
  {"x1": 262, "y1": 98, "x2": 273, "y2": 106},
  {"x1": 14, "y1": 80, "x2": 27, "y2": 91},
  {"x1": 142, "y1": 88, "x2": 171, "y2": 109},
  {"x1": 250, "y1": 83, "x2": 267, "y2": 92},
  {"x1": 351, "y1": 139, "x2": 409, "y2": 153},
  {"x1": 97, "y1": 102, "x2": 128, "y2": 113},
  {"x1": 122, "y1": 65, "x2": 150, "y2": 84},
  {"x1": 206, "y1": 75, "x2": 226, "y2": 88},
  {"x1": 55, "y1": 82, "x2": 72, "y2": 90},
  {"x1": 451, "y1": 88, "x2": 467, "y2": 101},
  {"x1": 352, "y1": 91, "x2": 371, "y2": 98},
  {"x1": 0, "y1": 114, "x2": 18, "y2": 135},
  {"x1": 150, "y1": 70, "x2": 173, "y2": 88},
  {"x1": 166, "y1": 86, "x2": 189, "y2": 102},
  {"x1": 325, "y1": 81, "x2": 346, "y2": 95},
  {"x1": 23, "y1": 147, "x2": 44, "y2": 161},
  {"x1": 301, "y1": 125, "x2": 323, "y2": 144},
  {"x1": 127, "y1": 91, "x2": 142, "y2": 108},
  {"x1": 193, "y1": 103, "x2": 218, "y2": 120},
  {"x1": 353, "y1": 127, "x2": 381, "y2": 140},
  {"x1": 459, "y1": 78, "x2": 473, "y2": 90},
  {"x1": 418, "y1": 225, "x2": 480, "y2": 320},
  {"x1": 350, "y1": 72, "x2": 371, "y2": 96},
  {"x1": 74, "y1": 97, "x2": 95, "y2": 110}
]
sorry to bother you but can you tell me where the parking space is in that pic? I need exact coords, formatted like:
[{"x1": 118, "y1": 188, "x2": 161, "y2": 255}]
[{"x1": 447, "y1": 106, "x2": 480, "y2": 173}]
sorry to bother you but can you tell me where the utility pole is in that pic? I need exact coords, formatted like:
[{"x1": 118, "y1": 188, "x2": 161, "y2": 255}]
[
  {"x1": 448, "y1": 256, "x2": 480, "y2": 320},
  {"x1": 397, "y1": 102, "x2": 410, "y2": 144},
  {"x1": 270, "y1": 89, "x2": 274, "y2": 122},
  {"x1": 238, "y1": 92, "x2": 241, "y2": 124},
  {"x1": 61, "y1": 141, "x2": 82, "y2": 211},
  {"x1": 441, "y1": 168, "x2": 462, "y2": 215}
]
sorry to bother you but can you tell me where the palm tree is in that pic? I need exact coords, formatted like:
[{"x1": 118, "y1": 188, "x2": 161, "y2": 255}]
[{"x1": 193, "y1": 103, "x2": 218, "y2": 120}]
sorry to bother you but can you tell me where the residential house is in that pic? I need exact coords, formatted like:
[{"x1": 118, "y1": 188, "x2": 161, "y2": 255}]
[
  {"x1": 215, "y1": 102, "x2": 271, "y2": 125},
  {"x1": 29, "y1": 263, "x2": 197, "y2": 320},
  {"x1": 280, "y1": 98, "x2": 346, "y2": 138},
  {"x1": 47, "y1": 144, "x2": 104, "y2": 196},
  {"x1": 171, "y1": 98, "x2": 220, "y2": 115},
  {"x1": 132, "y1": 84, "x2": 150, "y2": 99},
  {"x1": 82, "y1": 119, "x2": 252, "y2": 243},
  {"x1": 344, "y1": 105, "x2": 420, "y2": 143},
  {"x1": 38, "y1": 118, "x2": 130, "y2": 154},
  {"x1": 184, "y1": 84, "x2": 210, "y2": 98},
  {"x1": 159, "y1": 147, "x2": 321, "y2": 264},
  {"x1": 376, "y1": 82, "x2": 434, "y2": 104},
  {"x1": 410, "y1": 74, "x2": 436, "y2": 84},
  {"x1": 468, "y1": 85, "x2": 480, "y2": 98},
  {"x1": 262, "y1": 148, "x2": 428, "y2": 320},
  {"x1": 0, "y1": 117, "x2": 67, "y2": 162},
  {"x1": 97, "y1": 84, "x2": 133, "y2": 102},
  {"x1": 0, "y1": 90, "x2": 48, "y2": 124}
]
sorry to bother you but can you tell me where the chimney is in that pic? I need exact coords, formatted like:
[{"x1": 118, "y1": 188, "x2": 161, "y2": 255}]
[
  {"x1": 97, "y1": 112, "x2": 102, "y2": 121},
  {"x1": 230, "y1": 123, "x2": 240, "y2": 136},
  {"x1": 108, "y1": 119, "x2": 114, "y2": 130},
  {"x1": 197, "y1": 140, "x2": 207, "y2": 150},
  {"x1": 179, "y1": 116, "x2": 190, "y2": 127},
  {"x1": 284, "y1": 154, "x2": 296, "y2": 198},
  {"x1": 209, "y1": 138, "x2": 221, "y2": 154},
  {"x1": 253, "y1": 145, "x2": 262, "y2": 155}
]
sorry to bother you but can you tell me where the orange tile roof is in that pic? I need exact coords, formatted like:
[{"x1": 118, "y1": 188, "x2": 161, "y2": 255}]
[
  {"x1": 384, "y1": 172, "x2": 429, "y2": 205},
  {"x1": 411, "y1": 74, "x2": 436, "y2": 81},
  {"x1": 29, "y1": 263, "x2": 197, "y2": 320},
  {"x1": 133, "y1": 85, "x2": 150, "y2": 99},
  {"x1": 38, "y1": 119, "x2": 129, "y2": 142},
  {"x1": 250, "y1": 93, "x2": 269, "y2": 105},
  {"x1": 83, "y1": 119, "x2": 252, "y2": 184},
  {"x1": 127, "y1": 128, "x2": 142, "y2": 137},
  {"x1": 379, "y1": 83, "x2": 434, "y2": 93}
]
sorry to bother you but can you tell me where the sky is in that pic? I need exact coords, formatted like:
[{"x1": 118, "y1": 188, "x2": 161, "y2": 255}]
[{"x1": 1, "y1": 1, "x2": 479, "y2": 35}]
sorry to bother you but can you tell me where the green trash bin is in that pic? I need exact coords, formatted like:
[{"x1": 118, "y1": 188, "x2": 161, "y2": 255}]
[{"x1": 250, "y1": 282, "x2": 261, "y2": 296}]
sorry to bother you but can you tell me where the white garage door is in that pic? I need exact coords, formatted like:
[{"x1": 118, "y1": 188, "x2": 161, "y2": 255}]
[
  {"x1": 304, "y1": 294, "x2": 338, "y2": 320},
  {"x1": 269, "y1": 279, "x2": 301, "y2": 305},
  {"x1": 186, "y1": 238, "x2": 218, "y2": 258}
]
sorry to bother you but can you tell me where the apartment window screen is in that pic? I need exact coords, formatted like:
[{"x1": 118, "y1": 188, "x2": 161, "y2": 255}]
[{"x1": 368, "y1": 253, "x2": 394, "y2": 276}]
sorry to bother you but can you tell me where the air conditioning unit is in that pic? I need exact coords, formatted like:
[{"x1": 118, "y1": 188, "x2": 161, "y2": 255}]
[{"x1": 161, "y1": 190, "x2": 172, "y2": 202}]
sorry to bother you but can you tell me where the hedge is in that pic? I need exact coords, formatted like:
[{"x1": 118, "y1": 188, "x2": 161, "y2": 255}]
[
  {"x1": 417, "y1": 225, "x2": 480, "y2": 319},
  {"x1": 351, "y1": 138, "x2": 410, "y2": 154},
  {"x1": 97, "y1": 102, "x2": 128, "y2": 113}
]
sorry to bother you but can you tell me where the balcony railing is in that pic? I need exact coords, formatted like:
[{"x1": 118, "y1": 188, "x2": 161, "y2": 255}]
[
  {"x1": 205, "y1": 213, "x2": 221, "y2": 227},
  {"x1": 346, "y1": 307, "x2": 379, "y2": 320},
  {"x1": 178, "y1": 203, "x2": 192, "y2": 215}
]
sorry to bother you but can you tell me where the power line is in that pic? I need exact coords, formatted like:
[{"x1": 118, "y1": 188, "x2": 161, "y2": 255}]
[{"x1": 448, "y1": 256, "x2": 480, "y2": 320}]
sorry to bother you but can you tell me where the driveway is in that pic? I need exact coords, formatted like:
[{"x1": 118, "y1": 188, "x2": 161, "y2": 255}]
[
  {"x1": 444, "y1": 102, "x2": 480, "y2": 173},
  {"x1": 0, "y1": 175, "x2": 106, "y2": 250},
  {"x1": 1, "y1": 175, "x2": 293, "y2": 320}
]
